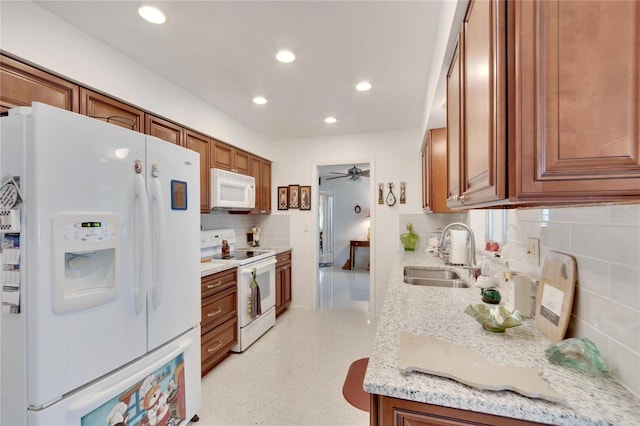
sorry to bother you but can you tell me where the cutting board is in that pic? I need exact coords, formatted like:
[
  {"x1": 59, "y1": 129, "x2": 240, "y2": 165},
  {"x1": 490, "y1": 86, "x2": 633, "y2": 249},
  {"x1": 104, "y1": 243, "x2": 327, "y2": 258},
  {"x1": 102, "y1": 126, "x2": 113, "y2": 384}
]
[
  {"x1": 535, "y1": 251, "x2": 577, "y2": 343},
  {"x1": 398, "y1": 332, "x2": 565, "y2": 402}
]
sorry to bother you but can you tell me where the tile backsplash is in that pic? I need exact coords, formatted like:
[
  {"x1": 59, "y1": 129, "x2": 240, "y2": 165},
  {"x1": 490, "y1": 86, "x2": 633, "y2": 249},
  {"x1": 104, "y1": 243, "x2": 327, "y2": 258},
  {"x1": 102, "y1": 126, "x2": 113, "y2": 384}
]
[
  {"x1": 201, "y1": 213, "x2": 291, "y2": 248},
  {"x1": 491, "y1": 204, "x2": 639, "y2": 396}
]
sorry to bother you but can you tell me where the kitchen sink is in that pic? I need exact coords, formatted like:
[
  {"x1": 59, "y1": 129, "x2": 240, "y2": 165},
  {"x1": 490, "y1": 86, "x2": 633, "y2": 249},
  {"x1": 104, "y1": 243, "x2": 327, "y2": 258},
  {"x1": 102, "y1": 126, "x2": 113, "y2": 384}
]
[{"x1": 403, "y1": 267, "x2": 469, "y2": 288}]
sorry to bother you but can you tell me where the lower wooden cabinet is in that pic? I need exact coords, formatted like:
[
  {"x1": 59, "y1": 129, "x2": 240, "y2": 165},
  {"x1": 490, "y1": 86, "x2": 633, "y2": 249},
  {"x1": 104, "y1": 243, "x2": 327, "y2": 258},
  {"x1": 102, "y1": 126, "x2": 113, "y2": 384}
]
[
  {"x1": 275, "y1": 251, "x2": 292, "y2": 316},
  {"x1": 201, "y1": 268, "x2": 238, "y2": 376},
  {"x1": 370, "y1": 394, "x2": 545, "y2": 426}
]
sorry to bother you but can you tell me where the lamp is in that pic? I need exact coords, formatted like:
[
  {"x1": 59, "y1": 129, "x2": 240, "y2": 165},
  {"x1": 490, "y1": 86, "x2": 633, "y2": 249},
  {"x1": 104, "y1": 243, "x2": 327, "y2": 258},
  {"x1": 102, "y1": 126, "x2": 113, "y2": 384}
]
[{"x1": 366, "y1": 213, "x2": 371, "y2": 241}]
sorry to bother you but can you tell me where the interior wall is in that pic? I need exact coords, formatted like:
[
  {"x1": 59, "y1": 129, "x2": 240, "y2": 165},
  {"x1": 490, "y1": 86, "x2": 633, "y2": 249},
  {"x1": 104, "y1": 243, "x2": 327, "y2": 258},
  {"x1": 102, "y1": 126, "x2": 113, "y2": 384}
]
[
  {"x1": 319, "y1": 168, "x2": 370, "y2": 269},
  {"x1": 470, "y1": 205, "x2": 640, "y2": 396},
  {"x1": 271, "y1": 127, "x2": 423, "y2": 316},
  {"x1": 0, "y1": 1, "x2": 271, "y2": 157}
]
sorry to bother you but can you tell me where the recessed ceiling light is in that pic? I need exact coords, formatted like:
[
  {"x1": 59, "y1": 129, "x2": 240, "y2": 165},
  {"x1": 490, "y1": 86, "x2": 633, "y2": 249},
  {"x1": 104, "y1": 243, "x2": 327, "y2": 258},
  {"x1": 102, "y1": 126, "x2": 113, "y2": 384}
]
[
  {"x1": 138, "y1": 6, "x2": 166, "y2": 24},
  {"x1": 276, "y1": 50, "x2": 296, "y2": 63},
  {"x1": 355, "y1": 81, "x2": 372, "y2": 92},
  {"x1": 252, "y1": 96, "x2": 268, "y2": 105},
  {"x1": 324, "y1": 117, "x2": 337, "y2": 124}
]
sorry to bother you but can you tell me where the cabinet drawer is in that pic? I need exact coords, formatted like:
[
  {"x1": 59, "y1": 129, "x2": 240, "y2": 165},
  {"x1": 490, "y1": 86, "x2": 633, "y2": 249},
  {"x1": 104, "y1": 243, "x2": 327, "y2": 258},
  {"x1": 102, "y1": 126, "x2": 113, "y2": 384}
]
[
  {"x1": 201, "y1": 317, "x2": 237, "y2": 376},
  {"x1": 276, "y1": 251, "x2": 291, "y2": 265},
  {"x1": 201, "y1": 268, "x2": 236, "y2": 299},
  {"x1": 201, "y1": 286, "x2": 237, "y2": 333}
]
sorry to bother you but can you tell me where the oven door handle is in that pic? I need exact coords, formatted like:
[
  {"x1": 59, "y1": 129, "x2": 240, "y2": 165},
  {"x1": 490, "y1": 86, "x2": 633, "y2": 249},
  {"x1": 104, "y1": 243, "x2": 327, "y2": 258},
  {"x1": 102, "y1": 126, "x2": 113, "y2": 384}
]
[{"x1": 240, "y1": 258, "x2": 277, "y2": 275}]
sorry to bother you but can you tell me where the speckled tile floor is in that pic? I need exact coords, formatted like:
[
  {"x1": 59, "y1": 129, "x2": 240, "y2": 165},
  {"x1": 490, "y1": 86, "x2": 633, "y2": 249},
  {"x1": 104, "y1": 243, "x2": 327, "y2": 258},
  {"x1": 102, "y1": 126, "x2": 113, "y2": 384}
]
[{"x1": 197, "y1": 267, "x2": 375, "y2": 426}]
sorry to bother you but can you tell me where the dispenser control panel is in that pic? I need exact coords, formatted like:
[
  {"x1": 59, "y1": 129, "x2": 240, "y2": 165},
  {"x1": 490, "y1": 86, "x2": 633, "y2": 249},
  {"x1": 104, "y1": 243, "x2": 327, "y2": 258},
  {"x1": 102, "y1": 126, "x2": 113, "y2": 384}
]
[{"x1": 62, "y1": 220, "x2": 117, "y2": 242}]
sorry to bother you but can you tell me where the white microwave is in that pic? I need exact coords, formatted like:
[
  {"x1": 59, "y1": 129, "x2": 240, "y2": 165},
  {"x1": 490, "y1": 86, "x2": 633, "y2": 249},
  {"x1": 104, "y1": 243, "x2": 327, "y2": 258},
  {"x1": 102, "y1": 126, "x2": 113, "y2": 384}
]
[{"x1": 210, "y1": 168, "x2": 255, "y2": 210}]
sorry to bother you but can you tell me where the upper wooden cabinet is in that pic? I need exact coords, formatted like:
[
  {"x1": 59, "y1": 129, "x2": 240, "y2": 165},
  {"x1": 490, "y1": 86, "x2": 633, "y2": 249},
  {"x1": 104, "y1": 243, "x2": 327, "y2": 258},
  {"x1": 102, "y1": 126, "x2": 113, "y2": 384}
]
[
  {"x1": 511, "y1": 0, "x2": 640, "y2": 200},
  {"x1": 446, "y1": 39, "x2": 462, "y2": 206},
  {"x1": 445, "y1": 0, "x2": 640, "y2": 208},
  {"x1": 248, "y1": 155, "x2": 272, "y2": 214},
  {"x1": 460, "y1": 0, "x2": 507, "y2": 207},
  {"x1": 423, "y1": 128, "x2": 455, "y2": 213},
  {"x1": 145, "y1": 113, "x2": 183, "y2": 146},
  {"x1": 80, "y1": 88, "x2": 145, "y2": 133},
  {"x1": 0, "y1": 55, "x2": 79, "y2": 113},
  {"x1": 212, "y1": 140, "x2": 250, "y2": 175},
  {"x1": 185, "y1": 130, "x2": 211, "y2": 213},
  {"x1": 259, "y1": 160, "x2": 272, "y2": 214}
]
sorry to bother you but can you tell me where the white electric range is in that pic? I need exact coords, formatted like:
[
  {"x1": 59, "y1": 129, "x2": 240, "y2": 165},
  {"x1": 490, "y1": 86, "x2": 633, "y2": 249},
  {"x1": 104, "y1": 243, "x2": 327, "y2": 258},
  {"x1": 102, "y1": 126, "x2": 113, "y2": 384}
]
[{"x1": 200, "y1": 229, "x2": 276, "y2": 352}]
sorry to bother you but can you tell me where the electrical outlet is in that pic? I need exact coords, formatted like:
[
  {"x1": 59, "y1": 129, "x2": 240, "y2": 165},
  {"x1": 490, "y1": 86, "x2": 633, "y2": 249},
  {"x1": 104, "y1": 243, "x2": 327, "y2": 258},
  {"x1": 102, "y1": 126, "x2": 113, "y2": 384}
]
[{"x1": 527, "y1": 237, "x2": 540, "y2": 266}]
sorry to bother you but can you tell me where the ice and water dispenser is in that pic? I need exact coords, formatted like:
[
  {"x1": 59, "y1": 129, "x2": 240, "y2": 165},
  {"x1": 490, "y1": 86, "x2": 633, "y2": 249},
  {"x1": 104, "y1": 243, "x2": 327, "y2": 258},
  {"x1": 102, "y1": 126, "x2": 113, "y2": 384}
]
[{"x1": 53, "y1": 213, "x2": 120, "y2": 312}]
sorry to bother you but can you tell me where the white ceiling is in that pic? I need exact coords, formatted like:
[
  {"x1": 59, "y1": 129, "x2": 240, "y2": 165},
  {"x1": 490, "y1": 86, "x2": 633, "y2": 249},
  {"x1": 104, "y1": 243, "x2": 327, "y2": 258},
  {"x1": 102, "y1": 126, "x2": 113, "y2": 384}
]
[{"x1": 35, "y1": 1, "x2": 447, "y2": 141}]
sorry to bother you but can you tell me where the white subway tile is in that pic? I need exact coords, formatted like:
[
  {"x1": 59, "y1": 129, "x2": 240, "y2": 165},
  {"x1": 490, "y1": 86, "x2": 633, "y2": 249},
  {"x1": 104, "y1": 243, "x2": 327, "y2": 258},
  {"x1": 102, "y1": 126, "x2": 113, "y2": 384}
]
[
  {"x1": 571, "y1": 224, "x2": 640, "y2": 266},
  {"x1": 608, "y1": 204, "x2": 640, "y2": 226},
  {"x1": 574, "y1": 256, "x2": 609, "y2": 297},
  {"x1": 610, "y1": 264, "x2": 640, "y2": 310},
  {"x1": 576, "y1": 290, "x2": 640, "y2": 353},
  {"x1": 540, "y1": 222, "x2": 572, "y2": 252},
  {"x1": 609, "y1": 340, "x2": 640, "y2": 397}
]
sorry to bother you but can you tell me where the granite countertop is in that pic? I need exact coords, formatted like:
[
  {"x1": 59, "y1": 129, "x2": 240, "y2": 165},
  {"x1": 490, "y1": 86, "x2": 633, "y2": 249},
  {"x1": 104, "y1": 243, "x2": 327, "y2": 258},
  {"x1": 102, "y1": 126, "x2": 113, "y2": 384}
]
[{"x1": 363, "y1": 251, "x2": 640, "y2": 425}]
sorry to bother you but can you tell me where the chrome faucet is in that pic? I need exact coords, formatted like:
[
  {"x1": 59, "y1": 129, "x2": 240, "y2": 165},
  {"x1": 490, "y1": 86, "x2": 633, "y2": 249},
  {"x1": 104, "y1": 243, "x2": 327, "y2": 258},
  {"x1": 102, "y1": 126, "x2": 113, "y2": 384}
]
[{"x1": 438, "y1": 222, "x2": 477, "y2": 275}]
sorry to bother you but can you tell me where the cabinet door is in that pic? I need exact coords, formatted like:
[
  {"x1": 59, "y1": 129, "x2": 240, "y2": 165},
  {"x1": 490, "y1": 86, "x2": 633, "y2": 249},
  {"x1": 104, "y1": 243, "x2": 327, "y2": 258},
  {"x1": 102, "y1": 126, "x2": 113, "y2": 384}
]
[
  {"x1": 235, "y1": 150, "x2": 250, "y2": 175},
  {"x1": 212, "y1": 140, "x2": 234, "y2": 171},
  {"x1": 80, "y1": 88, "x2": 144, "y2": 132},
  {"x1": 185, "y1": 129, "x2": 211, "y2": 213},
  {"x1": 460, "y1": 0, "x2": 507, "y2": 207},
  {"x1": 260, "y1": 160, "x2": 272, "y2": 214},
  {"x1": 145, "y1": 113, "x2": 183, "y2": 145},
  {"x1": 446, "y1": 39, "x2": 463, "y2": 208},
  {"x1": 1, "y1": 55, "x2": 79, "y2": 113},
  {"x1": 427, "y1": 128, "x2": 455, "y2": 213},
  {"x1": 514, "y1": 0, "x2": 640, "y2": 199}
]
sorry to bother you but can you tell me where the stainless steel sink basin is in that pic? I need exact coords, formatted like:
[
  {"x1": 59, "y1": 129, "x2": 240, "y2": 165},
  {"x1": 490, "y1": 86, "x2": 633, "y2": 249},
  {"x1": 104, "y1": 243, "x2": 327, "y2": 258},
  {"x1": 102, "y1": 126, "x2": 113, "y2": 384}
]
[{"x1": 403, "y1": 267, "x2": 469, "y2": 288}]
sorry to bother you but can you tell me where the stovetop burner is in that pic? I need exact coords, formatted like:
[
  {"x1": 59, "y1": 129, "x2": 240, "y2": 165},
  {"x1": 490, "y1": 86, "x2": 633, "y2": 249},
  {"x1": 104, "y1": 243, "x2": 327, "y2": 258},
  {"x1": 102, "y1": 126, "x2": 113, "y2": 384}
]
[{"x1": 211, "y1": 250, "x2": 272, "y2": 261}]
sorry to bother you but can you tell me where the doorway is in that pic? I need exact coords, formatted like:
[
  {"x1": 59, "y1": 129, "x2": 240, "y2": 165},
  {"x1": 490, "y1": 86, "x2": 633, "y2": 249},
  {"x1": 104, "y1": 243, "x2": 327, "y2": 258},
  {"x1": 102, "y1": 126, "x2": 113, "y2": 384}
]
[
  {"x1": 318, "y1": 190, "x2": 334, "y2": 267},
  {"x1": 316, "y1": 163, "x2": 371, "y2": 312}
]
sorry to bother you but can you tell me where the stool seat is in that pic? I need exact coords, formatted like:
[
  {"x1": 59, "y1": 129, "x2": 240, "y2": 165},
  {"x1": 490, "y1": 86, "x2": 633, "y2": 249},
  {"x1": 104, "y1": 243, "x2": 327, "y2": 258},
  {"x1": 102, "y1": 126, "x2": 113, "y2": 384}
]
[{"x1": 342, "y1": 357, "x2": 370, "y2": 412}]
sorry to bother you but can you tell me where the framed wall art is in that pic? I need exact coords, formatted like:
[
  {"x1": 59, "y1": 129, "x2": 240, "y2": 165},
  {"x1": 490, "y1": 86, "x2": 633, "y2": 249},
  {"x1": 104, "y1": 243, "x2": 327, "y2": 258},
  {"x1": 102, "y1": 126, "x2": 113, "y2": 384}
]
[
  {"x1": 300, "y1": 186, "x2": 311, "y2": 210},
  {"x1": 278, "y1": 186, "x2": 289, "y2": 210},
  {"x1": 288, "y1": 184, "x2": 300, "y2": 209}
]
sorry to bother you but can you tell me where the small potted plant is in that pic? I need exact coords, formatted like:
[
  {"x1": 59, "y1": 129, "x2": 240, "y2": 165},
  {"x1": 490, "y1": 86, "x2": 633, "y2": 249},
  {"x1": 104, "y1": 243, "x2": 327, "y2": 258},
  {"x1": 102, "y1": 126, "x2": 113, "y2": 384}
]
[{"x1": 400, "y1": 223, "x2": 419, "y2": 251}]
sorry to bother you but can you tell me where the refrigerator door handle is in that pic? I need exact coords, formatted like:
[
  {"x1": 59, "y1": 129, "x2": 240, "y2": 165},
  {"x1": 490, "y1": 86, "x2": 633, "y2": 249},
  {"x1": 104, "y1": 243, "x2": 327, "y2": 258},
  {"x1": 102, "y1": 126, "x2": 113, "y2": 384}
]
[
  {"x1": 67, "y1": 336, "x2": 194, "y2": 416},
  {"x1": 150, "y1": 175, "x2": 166, "y2": 308},
  {"x1": 134, "y1": 173, "x2": 151, "y2": 314}
]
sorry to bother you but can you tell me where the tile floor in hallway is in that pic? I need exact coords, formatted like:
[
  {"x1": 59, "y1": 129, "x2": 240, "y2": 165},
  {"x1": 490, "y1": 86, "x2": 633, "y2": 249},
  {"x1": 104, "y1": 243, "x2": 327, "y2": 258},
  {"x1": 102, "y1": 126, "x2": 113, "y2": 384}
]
[{"x1": 198, "y1": 266, "x2": 375, "y2": 425}]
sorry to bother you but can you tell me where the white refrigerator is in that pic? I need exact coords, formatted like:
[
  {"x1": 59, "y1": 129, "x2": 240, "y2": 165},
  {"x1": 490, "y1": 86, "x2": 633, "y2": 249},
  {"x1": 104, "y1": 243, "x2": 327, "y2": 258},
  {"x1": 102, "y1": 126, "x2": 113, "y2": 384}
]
[{"x1": 1, "y1": 103, "x2": 201, "y2": 425}]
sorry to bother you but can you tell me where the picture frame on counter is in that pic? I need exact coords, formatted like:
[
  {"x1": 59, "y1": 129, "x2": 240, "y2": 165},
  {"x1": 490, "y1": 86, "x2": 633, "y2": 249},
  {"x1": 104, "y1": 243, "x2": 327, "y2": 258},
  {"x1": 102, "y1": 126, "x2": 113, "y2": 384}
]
[
  {"x1": 300, "y1": 186, "x2": 311, "y2": 210},
  {"x1": 288, "y1": 184, "x2": 299, "y2": 209},
  {"x1": 278, "y1": 186, "x2": 289, "y2": 210}
]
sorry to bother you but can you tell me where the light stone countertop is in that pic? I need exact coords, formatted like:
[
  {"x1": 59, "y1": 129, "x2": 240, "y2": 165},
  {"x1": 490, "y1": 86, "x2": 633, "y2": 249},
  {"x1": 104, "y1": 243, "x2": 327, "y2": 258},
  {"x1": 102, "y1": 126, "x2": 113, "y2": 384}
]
[{"x1": 363, "y1": 251, "x2": 640, "y2": 425}]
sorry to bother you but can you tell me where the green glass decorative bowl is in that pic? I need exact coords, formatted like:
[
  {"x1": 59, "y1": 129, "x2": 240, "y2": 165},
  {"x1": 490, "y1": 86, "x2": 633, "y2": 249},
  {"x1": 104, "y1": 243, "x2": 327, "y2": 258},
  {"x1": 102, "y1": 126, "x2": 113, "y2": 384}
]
[{"x1": 464, "y1": 304, "x2": 523, "y2": 332}]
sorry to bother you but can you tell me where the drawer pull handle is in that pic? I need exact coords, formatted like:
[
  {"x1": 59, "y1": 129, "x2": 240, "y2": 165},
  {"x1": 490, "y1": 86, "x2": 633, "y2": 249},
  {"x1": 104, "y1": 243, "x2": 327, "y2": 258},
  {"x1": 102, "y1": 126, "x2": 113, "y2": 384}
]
[
  {"x1": 206, "y1": 281, "x2": 223, "y2": 289},
  {"x1": 207, "y1": 341, "x2": 223, "y2": 352},
  {"x1": 206, "y1": 308, "x2": 223, "y2": 317}
]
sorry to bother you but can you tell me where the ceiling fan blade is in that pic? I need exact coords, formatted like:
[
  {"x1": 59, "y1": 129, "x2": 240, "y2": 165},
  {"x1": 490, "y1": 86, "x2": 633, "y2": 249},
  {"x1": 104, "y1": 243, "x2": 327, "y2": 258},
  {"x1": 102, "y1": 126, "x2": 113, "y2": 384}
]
[
  {"x1": 325, "y1": 175, "x2": 347, "y2": 180},
  {"x1": 360, "y1": 170, "x2": 370, "y2": 177},
  {"x1": 328, "y1": 172, "x2": 349, "y2": 175}
]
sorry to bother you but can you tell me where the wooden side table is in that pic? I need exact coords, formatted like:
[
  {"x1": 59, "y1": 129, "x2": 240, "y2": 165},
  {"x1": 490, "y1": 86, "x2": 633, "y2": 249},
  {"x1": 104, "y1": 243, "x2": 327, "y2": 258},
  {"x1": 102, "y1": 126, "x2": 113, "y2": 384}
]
[{"x1": 350, "y1": 240, "x2": 370, "y2": 270}]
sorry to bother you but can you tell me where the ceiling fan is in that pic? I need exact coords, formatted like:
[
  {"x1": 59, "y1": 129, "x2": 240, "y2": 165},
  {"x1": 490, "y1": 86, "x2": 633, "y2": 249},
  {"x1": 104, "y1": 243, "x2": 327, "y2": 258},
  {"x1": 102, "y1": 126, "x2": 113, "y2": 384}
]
[{"x1": 325, "y1": 165, "x2": 370, "y2": 181}]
